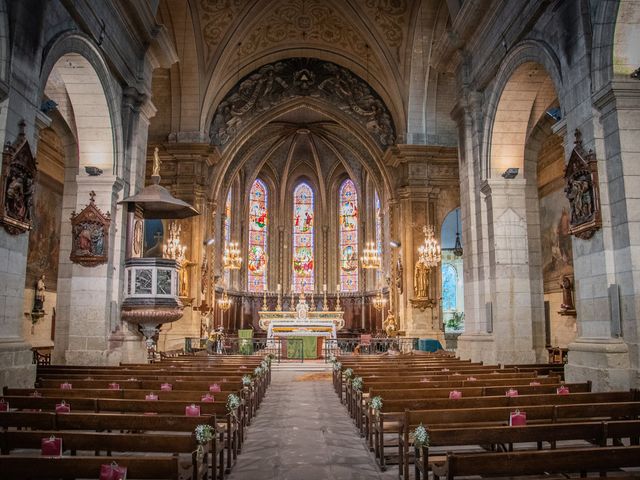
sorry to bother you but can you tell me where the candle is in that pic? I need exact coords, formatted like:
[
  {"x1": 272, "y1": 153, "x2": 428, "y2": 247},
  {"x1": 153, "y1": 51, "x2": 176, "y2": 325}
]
[
  {"x1": 277, "y1": 284, "x2": 281, "y2": 292},
  {"x1": 336, "y1": 284, "x2": 340, "y2": 292},
  {"x1": 323, "y1": 284, "x2": 327, "y2": 292}
]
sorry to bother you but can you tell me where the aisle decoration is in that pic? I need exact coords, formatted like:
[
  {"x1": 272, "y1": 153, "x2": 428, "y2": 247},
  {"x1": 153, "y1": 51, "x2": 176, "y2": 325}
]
[
  {"x1": 194, "y1": 423, "x2": 215, "y2": 462},
  {"x1": 226, "y1": 393, "x2": 241, "y2": 419},
  {"x1": 370, "y1": 396, "x2": 383, "y2": 414},
  {"x1": 411, "y1": 424, "x2": 429, "y2": 448},
  {"x1": 351, "y1": 376, "x2": 363, "y2": 392},
  {"x1": 343, "y1": 368, "x2": 353, "y2": 380},
  {"x1": 242, "y1": 375, "x2": 253, "y2": 387}
]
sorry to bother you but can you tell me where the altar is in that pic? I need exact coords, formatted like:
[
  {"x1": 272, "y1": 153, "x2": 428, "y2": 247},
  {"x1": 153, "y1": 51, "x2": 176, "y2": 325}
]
[{"x1": 258, "y1": 292, "x2": 345, "y2": 358}]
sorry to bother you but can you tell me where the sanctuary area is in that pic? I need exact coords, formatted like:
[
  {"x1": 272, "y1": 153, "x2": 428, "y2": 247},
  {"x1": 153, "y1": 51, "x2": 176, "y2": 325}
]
[{"x1": 0, "y1": 0, "x2": 639, "y2": 479}]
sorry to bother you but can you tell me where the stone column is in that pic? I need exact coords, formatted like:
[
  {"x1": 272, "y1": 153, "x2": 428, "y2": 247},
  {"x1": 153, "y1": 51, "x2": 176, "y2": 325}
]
[
  {"x1": 565, "y1": 80, "x2": 639, "y2": 390},
  {"x1": 479, "y1": 178, "x2": 537, "y2": 364}
]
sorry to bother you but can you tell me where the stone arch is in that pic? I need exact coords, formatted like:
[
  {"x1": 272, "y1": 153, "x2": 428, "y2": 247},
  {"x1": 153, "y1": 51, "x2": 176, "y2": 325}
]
[
  {"x1": 483, "y1": 40, "x2": 563, "y2": 179},
  {"x1": 39, "y1": 32, "x2": 122, "y2": 175},
  {"x1": 0, "y1": 0, "x2": 9, "y2": 92},
  {"x1": 592, "y1": 0, "x2": 640, "y2": 90}
]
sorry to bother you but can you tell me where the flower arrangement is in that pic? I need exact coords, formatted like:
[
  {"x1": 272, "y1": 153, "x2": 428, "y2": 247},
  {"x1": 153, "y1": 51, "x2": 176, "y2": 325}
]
[
  {"x1": 343, "y1": 368, "x2": 353, "y2": 380},
  {"x1": 242, "y1": 374, "x2": 252, "y2": 386},
  {"x1": 410, "y1": 424, "x2": 429, "y2": 448},
  {"x1": 260, "y1": 360, "x2": 268, "y2": 370},
  {"x1": 370, "y1": 396, "x2": 383, "y2": 412},
  {"x1": 254, "y1": 366, "x2": 263, "y2": 377},
  {"x1": 226, "y1": 393, "x2": 241, "y2": 412},
  {"x1": 351, "y1": 376, "x2": 363, "y2": 392},
  {"x1": 194, "y1": 424, "x2": 215, "y2": 445},
  {"x1": 333, "y1": 361, "x2": 342, "y2": 372},
  {"x1": 329, "y1": 355, "x2": 337, "y2": 364}
]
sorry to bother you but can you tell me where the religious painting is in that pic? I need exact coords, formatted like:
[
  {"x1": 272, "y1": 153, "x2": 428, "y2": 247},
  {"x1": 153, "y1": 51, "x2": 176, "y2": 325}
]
[
  {"x1": 540, "y1": 188, "x2": 573, "y2": 292},
  {"x1": 0, "y1": 121, "x2": 37, "y2": 235},
  {"x1": 292, "y1": 182, "x2": 314, "y2": 292},
  {"x1": 339, "y1": 179, "x2": 358, "y2": 291},
  {"x1": 564, "y1": 129, "x2": 601, "y2": 239},
  {"x1": 69, "y1": 191, "x2": 110, "y2": 267},
  {"x1": 143, "y1": 219, "x2": 164, "y2": 257},
  {"x1": 26, "y1": 174, "x2": 62, "y2": 290},
  {"x1": 248, "y1": 180, "x2": 268, "y2": 291}
]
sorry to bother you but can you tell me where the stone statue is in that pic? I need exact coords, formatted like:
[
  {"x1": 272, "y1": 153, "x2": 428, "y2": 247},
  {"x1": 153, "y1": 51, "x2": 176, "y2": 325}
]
[
  {"x1": 33, "y1": 274, "x2": 45, "y2": 314},
  {"x1": 152, "y1": 146, "x2": 161, "y2": 177},
  {"x1": 413, "y1": 261, "x2": 430, "y2": 299},
  {"x1": 383, "y1": 312, "x2": 398, "y2": 338},
  {"x1": 559, "y1": 275, "x2": 576, "y2": 314}
]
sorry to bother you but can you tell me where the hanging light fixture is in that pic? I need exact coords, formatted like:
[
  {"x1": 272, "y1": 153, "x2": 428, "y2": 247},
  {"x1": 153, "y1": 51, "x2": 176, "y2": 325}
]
[
  {"x1": 222, "y1": 241, "x2": 242, "y2": 270},
  {"x1": 361, "y1": 241, "x2": 382, "y2": 269},
  {"x1": 453, "y1": 209, "x2": 463, "y2": 257},
  {"x1": 217, "y1": 289, "x2": 232, "y2": 311},
  {"x1": 417, "y1": 225, "x2": 441, "y2": 268}
]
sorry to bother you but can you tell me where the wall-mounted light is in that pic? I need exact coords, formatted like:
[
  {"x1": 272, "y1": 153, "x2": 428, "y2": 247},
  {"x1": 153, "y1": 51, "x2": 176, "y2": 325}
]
[
  {"x1": 203, "y1": 238, "x2": 215, "y2": 247},
  {"x1": 501, "y1": 167, "x2": 519, "y2": 179},
  {"x1": 389, "y1": 240, "x2": 401, "y2": 249}
]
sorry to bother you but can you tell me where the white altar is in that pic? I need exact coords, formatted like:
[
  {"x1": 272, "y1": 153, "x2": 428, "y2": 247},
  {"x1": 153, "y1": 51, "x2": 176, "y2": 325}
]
[{"x1": 258, "y1": 294, "x2": 345, "y2": 340}]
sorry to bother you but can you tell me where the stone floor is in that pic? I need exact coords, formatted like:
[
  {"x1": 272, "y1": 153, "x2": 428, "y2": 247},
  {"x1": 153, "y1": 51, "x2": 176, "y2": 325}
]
[{"x1": 228, "y1": 369, "x2": 397, "y2": 480}]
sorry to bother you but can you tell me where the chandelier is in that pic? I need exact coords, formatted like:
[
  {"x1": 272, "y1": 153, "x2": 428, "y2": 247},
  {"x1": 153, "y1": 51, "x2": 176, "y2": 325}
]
[
  {"x1": 218, "y1": 290, "x2": 232, "y2": 311},
  {"x1": 163, "y1": 222, "x2": 186, "y2": 264},
  {"x1": 361, "y1": 241, "x2": 382, "y2": 269},
  {"x1": 417, "y1": 225, "x2": 441, "y2": 268},
  {"x1": 222, "y1": 241, "x2": 242, "y2": 270},
  {"x1": 453, "y1": 209, "x2": 463, "y2": 257},
  {"x1": 372, "y1": 289, "x2": 387, "y2": 311}
]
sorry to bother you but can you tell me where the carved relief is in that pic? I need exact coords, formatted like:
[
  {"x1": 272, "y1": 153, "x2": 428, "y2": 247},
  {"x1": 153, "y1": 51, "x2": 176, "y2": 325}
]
[
  {"x1": 362, "y1": 0, "x2": 409, "y2": 61},
  {"x1": 70, "y1": 191, "x2": 111, "y2": 267},
  {"x1": 0, "y1": 121, "x2": 37, "y2": 235},
  {"x1": 239, "y1": 0, "x2": 368, "y2": 59},
  {"x1": 209, "y1": 58, "x2": 396, "y2": 148},
  {"x1": 563, "y1": 129, "x2": 601, "y2": 240}
]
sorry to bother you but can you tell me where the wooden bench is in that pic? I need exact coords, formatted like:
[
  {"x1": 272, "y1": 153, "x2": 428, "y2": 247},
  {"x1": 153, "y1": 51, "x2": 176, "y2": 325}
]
[
  {"x1": 0, "y1": 455, "x2": 183, "y2": 479},
  {"x1": 1, "y1": 430, "x2": 206, "y2": 480},
  {"x1": 431, "y1": 445, "x2": 640, "y2": 479},
  {"x1": 413, "y1": 419, "x2": 640, "y2": 479}
]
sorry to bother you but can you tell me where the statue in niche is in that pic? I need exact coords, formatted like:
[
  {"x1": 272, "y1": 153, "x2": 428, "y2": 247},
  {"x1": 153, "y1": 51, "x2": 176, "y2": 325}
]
[
  {"x1": 413, "y1": 261, "x2": 430, "y2": 299},
  {"x1": 1, "y1": 120, "x2": 37, "y2": 235},
  {"x1": 559, "y1": 275, "x2": 576, "y2": 316},
  {"x1": 69, "y1": 191, "x2": 110, "y2": 267},
  {"x1": 563, "y1": 129, "x2": 601, "y2": 239},
  {"x1": 32, "y1": 274, "x2": 46, "y2": 315},
  {"x1": 383, "y1": 312, "x2": 398, "y2": 338}
]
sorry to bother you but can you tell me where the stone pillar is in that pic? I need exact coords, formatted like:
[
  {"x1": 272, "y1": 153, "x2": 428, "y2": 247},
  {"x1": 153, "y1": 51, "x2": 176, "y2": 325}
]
[
  {"x1": 565, "y1": 80, "x2": 639, "y2": 390},
  {"x1": 479, "y1": 178, "x2": 537, "y2": 364}
]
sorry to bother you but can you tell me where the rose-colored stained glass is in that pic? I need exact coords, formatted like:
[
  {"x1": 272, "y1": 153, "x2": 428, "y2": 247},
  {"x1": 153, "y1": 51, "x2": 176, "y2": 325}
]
[
  {"x1": 247, "y1": 179, "x2": 268, "y2": 292},
  {"x1": 339, "y1": 179, "x2": 358, "y2": 291},
  {"x1": 292, "y1": 182, "x2": 314, "y2": 293}
]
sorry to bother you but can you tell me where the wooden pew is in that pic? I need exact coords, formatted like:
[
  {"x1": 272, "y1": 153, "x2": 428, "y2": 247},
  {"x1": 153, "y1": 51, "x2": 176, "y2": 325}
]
[
  {"x1": 0, "y1": 455, "x2": 182, "y2": 479},
  {"x1": 413, "y1": 420, "x2": 640, "y2": 480},
  {"x1": 1, "y1": 430, "x2": 206, "y2": 480},
  {"x1": 430, "y1": 445, "x2": 640, "y2": 479}
]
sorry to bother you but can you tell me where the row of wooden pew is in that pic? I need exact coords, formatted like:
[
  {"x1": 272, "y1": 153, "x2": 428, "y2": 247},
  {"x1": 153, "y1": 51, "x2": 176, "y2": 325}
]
[
  {"x1": 0, "y1": 354, "x2": 272, "y2": 479},
  {"x1": 333, "y1": 351, "x2": 640, "y2": 479}
]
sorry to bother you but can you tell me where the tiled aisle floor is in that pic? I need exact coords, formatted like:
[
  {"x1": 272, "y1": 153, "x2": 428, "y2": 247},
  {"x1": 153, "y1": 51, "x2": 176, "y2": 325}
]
[{"x1": 227, "y1": 369, "x2": 397, "y2": 480}]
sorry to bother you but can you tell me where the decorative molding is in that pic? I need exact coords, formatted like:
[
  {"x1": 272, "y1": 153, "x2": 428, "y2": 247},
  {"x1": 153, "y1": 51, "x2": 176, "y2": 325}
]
[
  {"x1": 239, "y1": 0, "x2": 368, "y2": 59},
  {"x1": 563, "y1": 129, "x2": 601, "y2": 240},
  {"x1": 361, "y1": 0, "x2": 409, "y2": 61},
  {"x1": 69, "y1": 191, "x2": 111, "y2": 267},
  {"x1": 209, "y1": 57, "x2": 396, "y2": 149},
  {"x1": 0, "y1": 121, "x2": 37, "y2": 235},
  {"x1": 199, "y1": 0, "x2": 243, "y2": 62}
]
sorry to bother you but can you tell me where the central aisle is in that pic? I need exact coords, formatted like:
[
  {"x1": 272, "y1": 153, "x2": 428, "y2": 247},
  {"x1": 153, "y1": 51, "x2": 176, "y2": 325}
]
[{"x1": 228, "y1": 368, "x2": 397, "y2": 480}]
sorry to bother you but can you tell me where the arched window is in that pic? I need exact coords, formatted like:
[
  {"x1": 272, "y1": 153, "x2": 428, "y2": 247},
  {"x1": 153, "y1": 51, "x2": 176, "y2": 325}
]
[
  {"x1": 442, "y1": 263, "x2": 457, "y2": 311},
  {"x1": 223, "y1": 189, "x2": 232, "y2": 286},
  {"x1": 247, "y1": 179, "x2": 268, "y2": 292},
  {"x1": 339, "y1": 179, "x2": 358, "y2": 291},
  {"x1": 292, "y1": 182, "x2": 314, "y2": 293}
]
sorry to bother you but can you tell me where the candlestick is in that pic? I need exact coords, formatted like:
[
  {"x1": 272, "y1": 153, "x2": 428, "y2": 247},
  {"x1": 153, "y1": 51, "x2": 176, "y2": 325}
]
[
  {"x1": 276, "y1": 288, "x2": 282, "y2": 311},
  {"x1": 262, "y1": 289, "x2": 268, "y2": 311},
  {"x1": 323, "y1": 289, "x2": 328, "y2": 311},
  {"x1": 290, "y1": 285, "x2": 295, "y2": 311},
  {"x1": 277, "y1": 284, "x2": 281, "y2": 292},
  {"x1": 323, "y1": 284, "x2": 327, "y2": 292}
]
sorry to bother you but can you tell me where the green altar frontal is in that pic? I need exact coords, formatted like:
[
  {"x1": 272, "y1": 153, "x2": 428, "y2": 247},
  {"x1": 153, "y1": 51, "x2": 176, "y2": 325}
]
[{"x1": 286, "y1": 336, "x2": 318, "y2": 359}]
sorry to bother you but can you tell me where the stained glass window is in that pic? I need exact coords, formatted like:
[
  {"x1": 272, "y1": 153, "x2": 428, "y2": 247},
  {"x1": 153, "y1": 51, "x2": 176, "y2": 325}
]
[
  {"x1": 442, "y1": 263, "x2": 457, "y2": 311},
  {"x1": 247, "y1": 179, "x2": 268, "y2": 292},
  {"x1": 292, "y1": 182, "x2": 314, "y2": 293},
  {"x1": 339, "y1": 179, "x2": 358, "y2": 291},
  {"x1": 223, "y1": 189, "x2": 232, "y2": 286}
]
